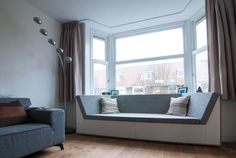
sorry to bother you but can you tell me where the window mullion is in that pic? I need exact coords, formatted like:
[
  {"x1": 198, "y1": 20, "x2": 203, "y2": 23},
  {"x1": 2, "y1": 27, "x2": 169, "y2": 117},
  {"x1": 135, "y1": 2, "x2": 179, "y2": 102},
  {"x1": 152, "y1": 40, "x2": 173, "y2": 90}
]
[
  {"x1": 116, "y1": 54, "x2": 184, "y2": 65},
  {"x1": 93, "y1": 59, "x2": 108, "y2": 65},
  {"x1": 183, "y1": 20, "x2": 194, "y2": 92},
  {"x1": 192, "y1": 45, "x2": 207, "y2": 55}
]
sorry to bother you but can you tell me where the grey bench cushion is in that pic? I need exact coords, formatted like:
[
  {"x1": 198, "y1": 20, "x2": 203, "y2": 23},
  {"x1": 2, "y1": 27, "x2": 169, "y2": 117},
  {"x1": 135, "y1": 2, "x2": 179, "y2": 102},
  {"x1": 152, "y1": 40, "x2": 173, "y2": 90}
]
[
  {"x1": 77, "y1": 94, "x2": 181, "y2": 116},
  {"x1": 187, "y1": 93, "x2": 218, "y2": 124},
  {"x1": 115, "y1": 94, "x2": 181, "y2": 113},
  {"x1": 77, "y1": 95, "x2": 101, "y2": 115},
  {"x1": 76, "y1": 93, "x2": 218, "y2": 125},
  {"x1": 88, "y1": 113, "x2": 200, "y2": 124}
]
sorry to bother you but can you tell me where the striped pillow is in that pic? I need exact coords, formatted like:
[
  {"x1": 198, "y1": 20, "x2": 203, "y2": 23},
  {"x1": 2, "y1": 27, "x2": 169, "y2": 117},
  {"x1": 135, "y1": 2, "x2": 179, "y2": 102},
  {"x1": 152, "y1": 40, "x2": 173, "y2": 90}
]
[
  {"x1": 0, "y1": 101, "x2": 28, "y2": 127},
  {"x1": 167, "y1": 95, "x2": 190, "y2": 116},
  {"x1": 100, "y1": 97, "x2": 120, "y2": 114}
]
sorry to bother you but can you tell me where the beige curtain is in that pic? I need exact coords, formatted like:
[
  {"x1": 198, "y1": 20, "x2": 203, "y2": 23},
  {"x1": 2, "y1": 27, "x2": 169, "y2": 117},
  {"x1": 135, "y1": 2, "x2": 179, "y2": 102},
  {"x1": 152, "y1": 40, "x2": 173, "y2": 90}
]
[
  {"x1": 206, "y1": 0, "x2": 236, "y2": 100},
  {"x1": 59, "y1": 21, "x2": 83, "y2": 101}
]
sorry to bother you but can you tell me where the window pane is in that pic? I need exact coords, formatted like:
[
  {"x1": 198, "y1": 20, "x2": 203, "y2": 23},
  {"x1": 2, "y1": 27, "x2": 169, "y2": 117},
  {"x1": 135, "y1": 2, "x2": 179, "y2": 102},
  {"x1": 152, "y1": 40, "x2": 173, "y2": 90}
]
[
  {"x1": 116, "y1": 58, "x2": 184, "y2": 95},
  {"x1": 196, "y1": 19, "x2": 207, "y2": 49},
  {"x1": 93, "y1": 64, "x2": 107, "y2": 94},
  {"x1": 93, "y1": 38, "x2": 105, "y2": 60},
  {"x1": 195, "y1": 51, "x2": 209, "y2": 92},
  {"x1": 116, "y1": 28, "x2": 184, "y2": 61}
]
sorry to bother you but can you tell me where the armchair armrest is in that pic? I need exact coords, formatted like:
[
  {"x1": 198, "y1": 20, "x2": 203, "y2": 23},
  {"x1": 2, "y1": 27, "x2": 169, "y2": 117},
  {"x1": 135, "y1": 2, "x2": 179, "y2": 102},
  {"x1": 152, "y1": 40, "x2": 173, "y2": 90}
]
[{"x1": 27, "y1": 108, "x2": 65, "y2": 144}]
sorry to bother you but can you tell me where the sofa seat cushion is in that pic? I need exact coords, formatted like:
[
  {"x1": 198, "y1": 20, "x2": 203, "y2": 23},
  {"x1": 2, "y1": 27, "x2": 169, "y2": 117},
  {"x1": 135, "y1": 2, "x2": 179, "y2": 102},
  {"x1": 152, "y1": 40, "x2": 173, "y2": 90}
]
[
  {"x1": 0, "y1": 123, "x2": 51, "y2": 136},
  {"x1": 87, "y1": 113, "x2": 200, "y2": 124},
  {"x1": 0, "y1": 123, "x2": 54, "y2": 158}
]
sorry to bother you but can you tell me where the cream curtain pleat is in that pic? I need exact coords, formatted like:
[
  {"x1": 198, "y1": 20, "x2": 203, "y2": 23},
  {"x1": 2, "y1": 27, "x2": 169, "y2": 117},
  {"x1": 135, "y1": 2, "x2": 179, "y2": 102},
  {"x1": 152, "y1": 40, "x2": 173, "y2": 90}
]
[
  {"x1": 206, "y1": 0, "x2": 236, "y2": 100},
  {"x1": 59, "y1": 21, "x2": 83, "y2": 101}
]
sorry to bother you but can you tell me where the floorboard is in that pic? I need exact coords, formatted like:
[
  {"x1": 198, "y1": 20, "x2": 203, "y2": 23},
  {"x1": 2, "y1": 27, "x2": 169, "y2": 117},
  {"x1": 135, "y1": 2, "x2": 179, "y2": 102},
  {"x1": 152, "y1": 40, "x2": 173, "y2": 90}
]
[{"x1": 25, "y1": 134, "x2": 236, "y2": 158}]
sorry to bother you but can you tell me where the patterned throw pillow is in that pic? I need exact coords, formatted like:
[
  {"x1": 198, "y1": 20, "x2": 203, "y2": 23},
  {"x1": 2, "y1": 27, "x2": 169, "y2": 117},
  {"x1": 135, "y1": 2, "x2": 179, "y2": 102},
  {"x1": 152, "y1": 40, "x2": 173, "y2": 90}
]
[
  {"x1": 0, "y1": 101, "x2": 28, "y2": 127},
  {"x1": 167, "y1": 95, "x2": 190, "y2": 116},
  {"x1": 100, "y1": 97, "x2": 120, "y2": 114}
]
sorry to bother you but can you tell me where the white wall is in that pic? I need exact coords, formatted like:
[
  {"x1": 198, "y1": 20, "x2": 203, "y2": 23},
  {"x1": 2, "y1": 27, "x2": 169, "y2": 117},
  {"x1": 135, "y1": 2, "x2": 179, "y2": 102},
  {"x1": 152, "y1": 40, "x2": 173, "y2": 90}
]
[{"x1": 0, "y1": 0, "x2": 61, "y2": 107}]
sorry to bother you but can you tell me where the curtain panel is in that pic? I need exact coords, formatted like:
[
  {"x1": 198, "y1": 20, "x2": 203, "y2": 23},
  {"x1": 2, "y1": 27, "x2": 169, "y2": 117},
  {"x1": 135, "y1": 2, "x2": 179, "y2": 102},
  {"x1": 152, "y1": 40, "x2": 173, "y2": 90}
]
[
  {"x1": 206, "y1": 0, "x2": 236, "y2": 100},
  {"x1": 59, "y1": 21, "x2": 83, "y2": 102}
]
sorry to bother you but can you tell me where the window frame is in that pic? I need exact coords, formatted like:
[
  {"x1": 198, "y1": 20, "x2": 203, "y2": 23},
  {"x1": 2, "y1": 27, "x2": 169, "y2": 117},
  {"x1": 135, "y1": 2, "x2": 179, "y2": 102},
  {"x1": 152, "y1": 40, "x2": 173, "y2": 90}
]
[
  {"x1": 113, "y1": 22, "x2": 187, "y2": 94},
  {"x1": 90, "y1": 30, "x2": 109, "y2": 95},
  {"x1": 83, "y1": 11, "x2": 207, "y2": 95},
  {"x1": 192, "y1": 17, "x2": 208, "y2": 91}
]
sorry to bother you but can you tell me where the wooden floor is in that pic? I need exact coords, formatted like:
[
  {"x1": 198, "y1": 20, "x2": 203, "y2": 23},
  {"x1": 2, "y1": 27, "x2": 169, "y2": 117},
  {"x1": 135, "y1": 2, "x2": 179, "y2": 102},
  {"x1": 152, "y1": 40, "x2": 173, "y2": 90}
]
[{"x1": 26, "y1": 134, "x2": 236, "y2": 158}]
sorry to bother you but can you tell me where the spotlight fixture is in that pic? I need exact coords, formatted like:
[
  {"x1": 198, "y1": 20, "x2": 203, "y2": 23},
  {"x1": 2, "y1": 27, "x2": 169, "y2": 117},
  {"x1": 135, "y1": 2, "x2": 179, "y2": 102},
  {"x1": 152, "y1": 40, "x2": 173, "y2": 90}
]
[
  {"x1": 33, "y1": 17, "x2": 42, "y2": 25},
  {"x1": 39, "y1": 29, "x2": 48, "y2": 36},
  {"x1": 48, "y1": 38, "x2": 56, "y2": 46}
]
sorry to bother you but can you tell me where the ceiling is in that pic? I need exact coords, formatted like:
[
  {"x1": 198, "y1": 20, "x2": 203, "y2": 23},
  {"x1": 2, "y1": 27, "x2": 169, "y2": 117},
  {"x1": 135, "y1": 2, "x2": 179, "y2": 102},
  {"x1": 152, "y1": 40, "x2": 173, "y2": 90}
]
[{"x1": 27, "y1": 0, "x2": 205, "y2": 30}]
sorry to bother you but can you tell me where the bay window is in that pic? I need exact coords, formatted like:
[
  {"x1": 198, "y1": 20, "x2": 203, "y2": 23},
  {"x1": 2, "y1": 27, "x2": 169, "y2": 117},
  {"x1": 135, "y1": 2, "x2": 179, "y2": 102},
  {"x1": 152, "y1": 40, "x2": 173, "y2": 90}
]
[{"x1": 86, "y1": 15, "x2": 208, "y2": 95}]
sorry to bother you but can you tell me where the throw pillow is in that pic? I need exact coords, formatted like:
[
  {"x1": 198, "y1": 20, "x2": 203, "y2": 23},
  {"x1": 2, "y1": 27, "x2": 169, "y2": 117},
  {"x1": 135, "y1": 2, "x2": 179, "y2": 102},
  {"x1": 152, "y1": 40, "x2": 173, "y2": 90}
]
[
  {"x1": 0, "y1": 101, "x2": 28, "y2": 127},
  {"x1": 167, "y1": 95, "x2": 190, "y2": 116},
  {"x1": 100, "y1": 97, "x2": 120, "y2": 114}
]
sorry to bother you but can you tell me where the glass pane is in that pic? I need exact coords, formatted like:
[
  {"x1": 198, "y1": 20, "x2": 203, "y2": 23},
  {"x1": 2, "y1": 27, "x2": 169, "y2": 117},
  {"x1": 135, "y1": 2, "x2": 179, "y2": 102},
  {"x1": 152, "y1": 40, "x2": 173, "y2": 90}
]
[
  {"x1": 195, "y1": 51, "x2": 209, "y2": 92},
  {"x1": 116, "y1": 58, "x2": 184, "y2": 95},
  {"x1": 196, "y1": 19, "x2": 207, "y2": 49},
  {"x1": 116, "y1": 28, "x2": 184, "y2": 61},
  {"x1": 93, "y1": 64, "x2": 107, "y2": 94},
  {"x1": 93, "y1": 38, "x2": 105, "y2": 60}
]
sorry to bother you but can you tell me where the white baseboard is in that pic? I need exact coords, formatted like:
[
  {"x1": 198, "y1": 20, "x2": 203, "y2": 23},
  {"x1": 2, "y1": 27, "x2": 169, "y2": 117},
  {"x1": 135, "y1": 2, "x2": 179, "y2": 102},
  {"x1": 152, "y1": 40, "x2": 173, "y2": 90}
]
[{"x1": 222, "y1": 135, "x2": 236, "y2": 142}]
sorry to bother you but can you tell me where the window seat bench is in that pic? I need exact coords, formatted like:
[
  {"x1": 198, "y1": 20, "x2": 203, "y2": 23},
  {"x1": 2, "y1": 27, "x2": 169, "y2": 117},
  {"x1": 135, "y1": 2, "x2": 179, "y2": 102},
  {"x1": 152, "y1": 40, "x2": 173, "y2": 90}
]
[{"x1": 76, "y1": 93, "x2": 220, "y2": 145}]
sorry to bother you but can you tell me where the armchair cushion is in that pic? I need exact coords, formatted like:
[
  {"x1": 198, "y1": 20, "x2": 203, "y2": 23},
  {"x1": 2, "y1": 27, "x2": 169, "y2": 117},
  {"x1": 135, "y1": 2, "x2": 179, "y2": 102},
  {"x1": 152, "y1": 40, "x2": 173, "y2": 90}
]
[
  {"x1": 0, "y1": 101, "x2": 28, "y2": 127},
  {"x1": 0, "y1": 98, "x2": 31, "y2": 108}
]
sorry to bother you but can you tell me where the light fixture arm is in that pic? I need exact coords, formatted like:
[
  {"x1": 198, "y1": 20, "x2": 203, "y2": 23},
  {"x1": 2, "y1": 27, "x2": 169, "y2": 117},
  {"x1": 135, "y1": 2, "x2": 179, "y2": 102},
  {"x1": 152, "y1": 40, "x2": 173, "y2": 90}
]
[
  {"x1": 57, "y1": 52, "x2": 67, "y2": 114},
  {"x1": 57, "y1": 53, "x2": 65, "y2": 73},
  {"x1": 33, "y1": 17, "x2": 73, "y2": 127}
]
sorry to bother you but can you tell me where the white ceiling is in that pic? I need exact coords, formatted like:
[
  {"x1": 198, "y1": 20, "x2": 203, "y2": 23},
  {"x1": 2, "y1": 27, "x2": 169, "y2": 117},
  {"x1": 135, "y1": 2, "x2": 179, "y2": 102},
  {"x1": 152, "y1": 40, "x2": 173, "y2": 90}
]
[{"x1": 27, "y1": 0, "x2": 205, "y2": 31}]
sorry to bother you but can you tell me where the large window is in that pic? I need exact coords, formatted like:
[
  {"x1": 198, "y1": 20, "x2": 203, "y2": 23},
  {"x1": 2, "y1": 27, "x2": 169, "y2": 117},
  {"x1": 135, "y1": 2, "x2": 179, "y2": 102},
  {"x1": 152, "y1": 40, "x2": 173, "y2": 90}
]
[
  {"x1": 115, "y1": 27, "x2": 184, "y2": 95},
  {"x1": 193, "y1": 18, "x2": 209, "y2": 92},
  {"x1": 92, "y1": 37, "x2": 108, "y2": 94}
]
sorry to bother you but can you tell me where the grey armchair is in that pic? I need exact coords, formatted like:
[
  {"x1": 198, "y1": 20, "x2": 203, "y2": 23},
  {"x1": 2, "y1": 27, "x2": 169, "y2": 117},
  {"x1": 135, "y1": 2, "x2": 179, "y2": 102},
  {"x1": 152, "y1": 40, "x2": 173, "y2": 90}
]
[{"x1": 0, "y1": 98, "x2": 65, "y2": 158}]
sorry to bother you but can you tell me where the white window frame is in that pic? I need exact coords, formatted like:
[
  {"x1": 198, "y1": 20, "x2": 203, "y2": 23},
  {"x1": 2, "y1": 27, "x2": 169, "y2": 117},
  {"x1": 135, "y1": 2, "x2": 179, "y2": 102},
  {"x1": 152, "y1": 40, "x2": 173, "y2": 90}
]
[
  {"x1": 83, "y1": 10, "x2": 207, "y2": 95},
  {"x1": 90, "y1": 29, "x2": 109, "y2": 94},
  {"x1": 112, "y1": 22, "x2": 188, "y2": 93},
  {"x1": 192, "y1": 17, "x2": 208, "y2": 91}
]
